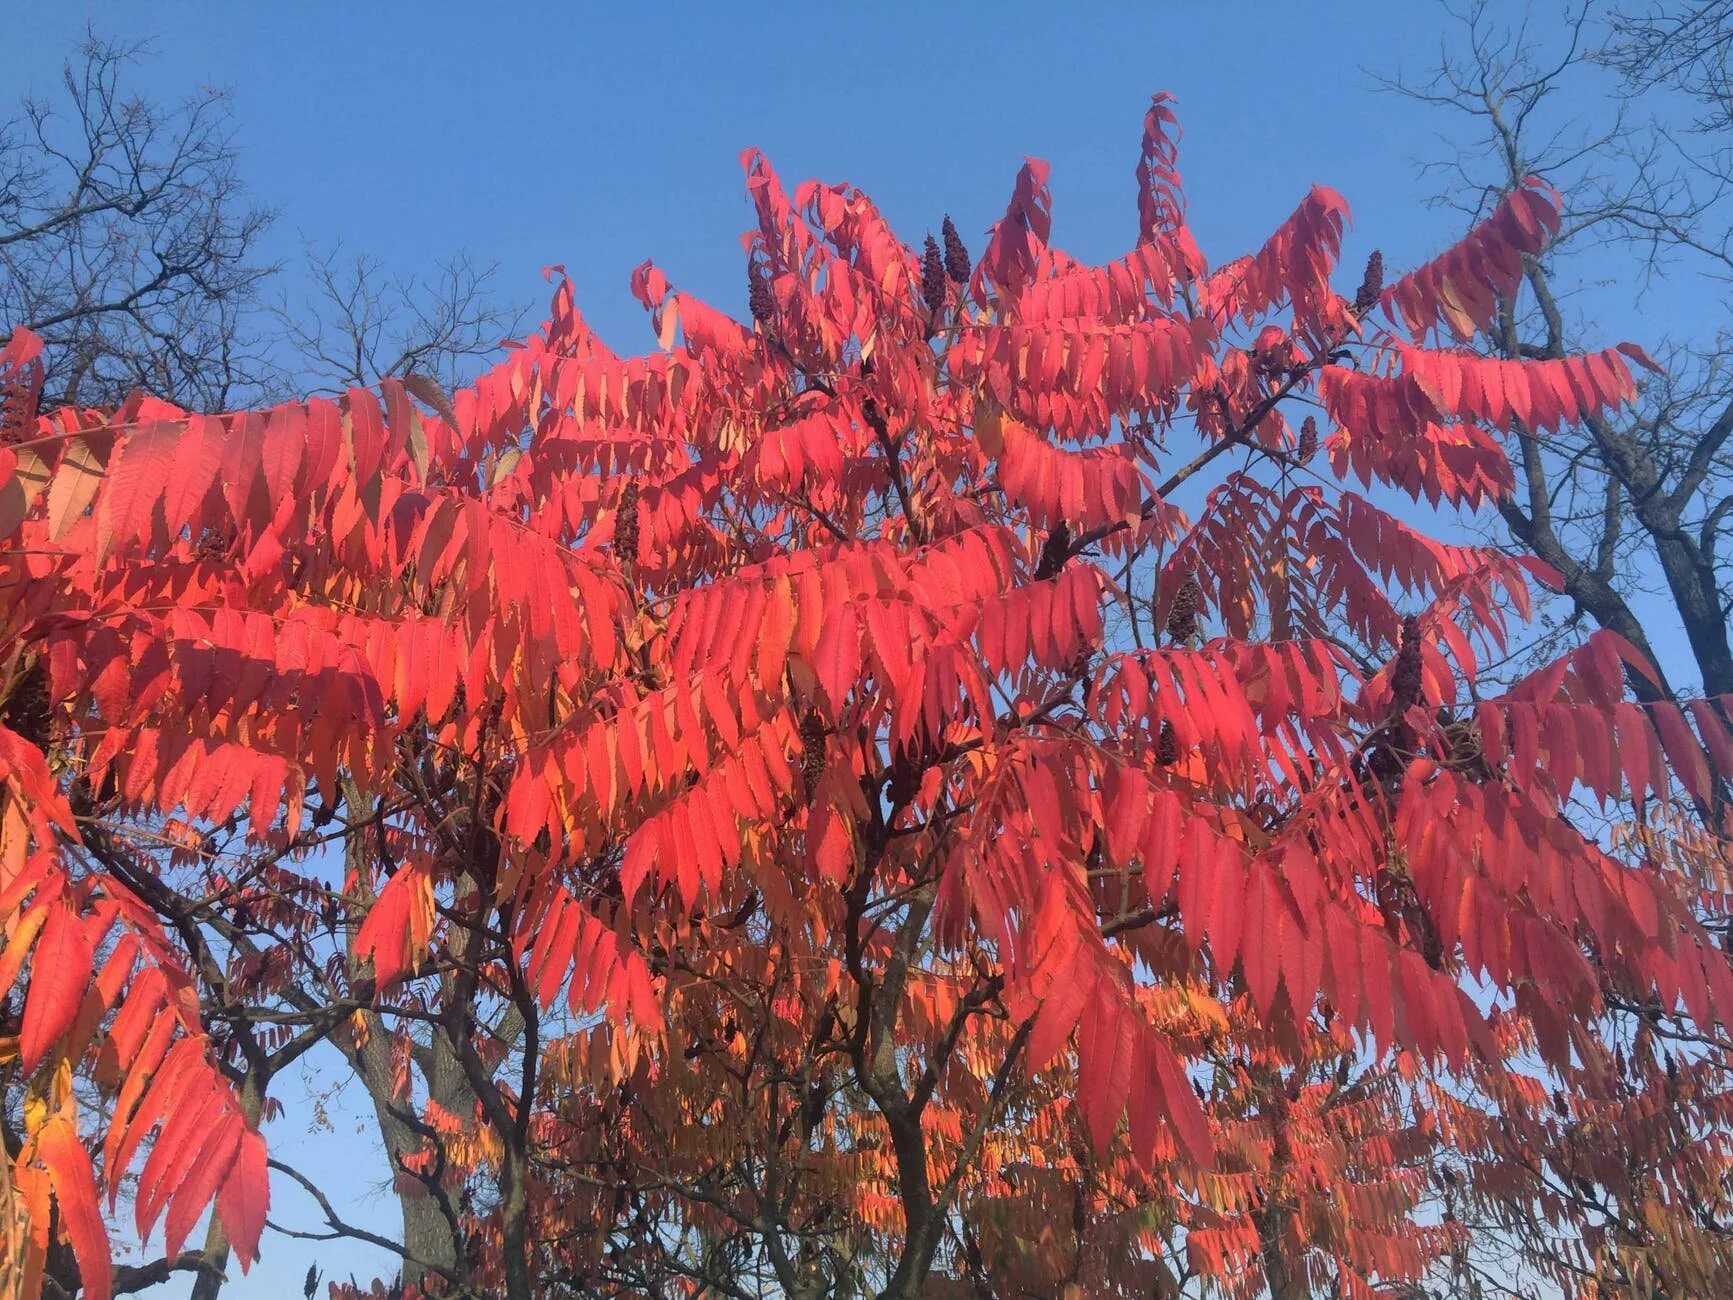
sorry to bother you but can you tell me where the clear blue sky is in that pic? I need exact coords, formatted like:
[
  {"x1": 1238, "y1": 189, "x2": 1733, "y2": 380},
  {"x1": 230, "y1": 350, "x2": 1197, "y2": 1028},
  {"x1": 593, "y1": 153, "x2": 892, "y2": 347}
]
[{"x1": 1, "y1": 3, "x2": 1700, "y2": 1296}]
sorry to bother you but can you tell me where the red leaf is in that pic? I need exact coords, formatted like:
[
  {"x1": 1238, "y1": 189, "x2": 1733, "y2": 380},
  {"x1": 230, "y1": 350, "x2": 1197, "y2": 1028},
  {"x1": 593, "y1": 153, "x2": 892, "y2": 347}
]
[
  {"x1": 21, "y1": 900, "x2": 94, "y2": 1071},
  {"x1": 1152, "y1": 1033, "x2": 1213, "y2": 1167},
  {"x1": 163, "y1": 1111, "x2": 243, "y2": 1259},
  {"x1": 95, "y1": 420, "x2": 183, "y2": 559},
  {"x1": 39, "y1": 1117, "x2": 113, "y2": 1300},
  {"x1": 216, "y1": 1126, "x2": 270, "y2": 1269}
]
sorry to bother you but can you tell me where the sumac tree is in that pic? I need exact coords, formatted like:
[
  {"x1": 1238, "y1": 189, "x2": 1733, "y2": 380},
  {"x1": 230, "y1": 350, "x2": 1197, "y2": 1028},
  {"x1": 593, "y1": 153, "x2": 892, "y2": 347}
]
[{"x1": 2, "y1": 94, "x2": 1731, "y2": 1299}]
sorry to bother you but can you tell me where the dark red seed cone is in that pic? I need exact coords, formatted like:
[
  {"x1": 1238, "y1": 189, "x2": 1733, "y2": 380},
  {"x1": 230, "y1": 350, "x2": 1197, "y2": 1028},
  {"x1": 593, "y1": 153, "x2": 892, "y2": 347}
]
[
  {"x1": 921, "y1": 235, "x2": 947, "y2": 315},
  {"x1": 1164, "y1": 573, "x2": 1202, "y2": 643},
  {"x1": 1354, "y1": 249, "x2": 1384, "y2": 315},
  {"x1": 941, "y1": 215, "x2": 970, "y2": 284}
]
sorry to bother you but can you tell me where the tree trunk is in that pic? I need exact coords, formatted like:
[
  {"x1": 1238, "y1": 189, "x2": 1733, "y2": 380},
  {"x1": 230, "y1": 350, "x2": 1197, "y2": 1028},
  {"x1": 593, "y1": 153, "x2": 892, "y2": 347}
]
[
  {"x1": 337, "y1": 781, "x2": 476, "y2": 1292},
  {"x1": 1257, "y1": 1200, "x2": 1313, "y2": 1300},
  {"x1": 345, "y1": 1021, "x2": 472, "y2": 1288}
]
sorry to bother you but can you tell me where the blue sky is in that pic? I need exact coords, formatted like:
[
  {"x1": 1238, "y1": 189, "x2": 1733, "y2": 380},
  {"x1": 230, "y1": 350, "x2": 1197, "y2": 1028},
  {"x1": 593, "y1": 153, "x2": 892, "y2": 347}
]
[{"x1": 3, "y1": 3, "x2": 1708, "y2": 1295}]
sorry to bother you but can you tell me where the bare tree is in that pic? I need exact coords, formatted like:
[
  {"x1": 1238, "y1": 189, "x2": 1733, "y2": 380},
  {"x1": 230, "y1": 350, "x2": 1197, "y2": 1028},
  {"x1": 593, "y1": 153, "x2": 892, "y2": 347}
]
[
  {"x1": 1378, "y1": 2, "x2": 1733, "y2": 716},
  {"x1": 0, "y1": 34, "x2": 279, "y2": 411},
  {"x1": 1, "y1": 34, "x2": 530, "y2": 416},
  {"x1": 1607, "y1": 1, "x2": 1733, "y2": 143},
  {"x1": 275, "y1": 244, "x2": 526, "y2": 394}
]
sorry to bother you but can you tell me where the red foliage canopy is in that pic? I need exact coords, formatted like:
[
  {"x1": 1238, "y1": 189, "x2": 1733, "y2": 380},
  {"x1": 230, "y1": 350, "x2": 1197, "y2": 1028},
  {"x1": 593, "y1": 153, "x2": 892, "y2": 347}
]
[{"x1": 2, "y1": 94, "x2": 1729, "y2": 1298}]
